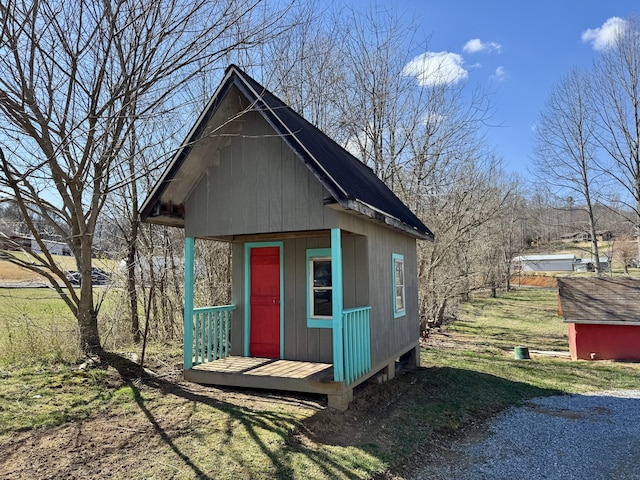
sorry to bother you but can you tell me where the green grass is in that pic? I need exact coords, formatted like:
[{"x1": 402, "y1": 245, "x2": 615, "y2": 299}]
[
  {"x1": 426, "y1": 288, "x2": 640, "y2": 394},
  {"x1": 0, "y1": 289, "x2": 79, "y2": 364},
  {"x1": 0, "y1": 287, "x2": 139, "y2": 365},
  {"x1": 454, "y1": 288, "x2": 568, "y2": 351},
  {"x1": 2, "y1": 287, "x2": 640, "y2": 479},
  {"x1": 0, "y1": 363, "x2": 122, "y2": 432}
]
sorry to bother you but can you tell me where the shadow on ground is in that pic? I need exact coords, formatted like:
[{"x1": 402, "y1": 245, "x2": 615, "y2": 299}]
[{"x1": 92, "y1": 351, "x2": 562, "y2": 479}]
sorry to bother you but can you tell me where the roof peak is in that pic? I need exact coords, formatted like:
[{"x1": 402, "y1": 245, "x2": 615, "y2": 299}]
[{"x1": 141, "y1": 64, "x2": 433, "y2": 240}]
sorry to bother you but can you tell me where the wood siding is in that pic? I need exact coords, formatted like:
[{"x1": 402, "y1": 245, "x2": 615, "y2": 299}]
[
  {"x1": 230, "y1": 233, "x2": 369, "y2": 363},
  {"x1": 182, "y1": 108, "x2": 419, "y2": 369},
  {"x1": 558, "y1": 277, "x2": 640, "y2": 325},
  {"x1": 568, "y1": 323, "x2": 640, "y2": 360},
  {"x1": 337, "y1": 213, "x2": 419, "y2": 368},
  {"x1": 184, "y1": 111, "x2": 338, "y2": 238}
]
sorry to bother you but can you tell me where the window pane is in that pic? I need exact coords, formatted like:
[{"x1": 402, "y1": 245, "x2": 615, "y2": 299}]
[
  {"x1": 313, "y1": 260, "x2": 332, "y2": 287},
  {"x1": 313, "y1": 289, "x2": 332, "y2": 316},
  {"x1": 395, "y1": 259, "x2": 404, "y2": 286},
  {"x1": 396, "y1": 286, "x2": 404, "y2": 311}
]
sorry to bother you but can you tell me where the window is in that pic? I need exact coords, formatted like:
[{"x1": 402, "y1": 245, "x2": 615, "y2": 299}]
[
  {"x1": 310, "y1": 257, "x2": 332, "y2": 317},
  {"x1": 392, "y1": 253, "x2": 405, "y2": 318},
  {"x1": 306, "y1": 248, "x2": 333, "y2": 327}
]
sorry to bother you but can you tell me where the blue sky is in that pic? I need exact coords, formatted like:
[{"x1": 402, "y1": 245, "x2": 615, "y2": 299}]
[{"x1": 385, "y1": 1, "x2": 639, "y2": 176}]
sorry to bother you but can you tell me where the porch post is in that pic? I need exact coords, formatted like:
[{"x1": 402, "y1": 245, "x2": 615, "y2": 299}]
[
  {"x1": 331, "y1": 228, "x2": 344, "y2": 382},
  {"x1": 184, "y1": 236, "x2": 195, "y2": 370}
]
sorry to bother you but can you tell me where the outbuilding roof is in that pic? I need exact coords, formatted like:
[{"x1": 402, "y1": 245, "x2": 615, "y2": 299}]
[
  {"x1": 513, "y1": 254, "x2": 576, "y2": 262},
  {"x1": 558, "y1": 277, "x2": 640, "y2": 325},
  {"x1": 140, "y1": 64, "x2": 433, "y2": 240}
]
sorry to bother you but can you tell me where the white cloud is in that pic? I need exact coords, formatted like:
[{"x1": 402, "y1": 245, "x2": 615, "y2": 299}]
[
  {"x1": 492, "y1": 66, "x2": 507, "y2": 82},
  {"x1": 582, "y1": 17, "x2": 627, "y2": 51},
  {"x1": 403, "y1": 51, "x2": 468, "y2": 87},
  {"x1": 463, "y1": 38, "x2": 502, "y2": 54}
]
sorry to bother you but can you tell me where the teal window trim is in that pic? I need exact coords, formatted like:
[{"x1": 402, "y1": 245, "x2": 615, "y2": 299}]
[
  {"x1": 392, "y1": 253, "x2": 406, "y2": 318},
  {"x1": 306, "y1": 247, "x2": 333, "y2": 328},
  {"x1": 244, "y1": 241, "x2": 285, "y2": 358}
]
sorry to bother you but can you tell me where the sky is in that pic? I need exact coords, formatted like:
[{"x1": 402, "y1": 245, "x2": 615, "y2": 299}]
[{"x1": 378, "y1": 0, "x2": 640, "y2": 176}]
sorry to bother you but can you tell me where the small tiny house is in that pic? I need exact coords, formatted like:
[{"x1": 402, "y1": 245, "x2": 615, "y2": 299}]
[
  {"x1": 557, "y1": 277, "x2": 640, "y2": 361},
  {"x1": 140, "y1": 65, "x2": 434, "y2": 409}
]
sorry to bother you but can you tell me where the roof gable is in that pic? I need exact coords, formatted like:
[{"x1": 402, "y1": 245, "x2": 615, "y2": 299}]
[{"x1": 141, "y1": 65, "x2": 433, "y2": 240}]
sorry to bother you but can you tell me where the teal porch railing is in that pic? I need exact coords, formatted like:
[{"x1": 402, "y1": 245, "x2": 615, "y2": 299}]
[
  {"x1": 184, "y1": 302, "x2": 369, "y2": 385},
  {"x1": 187, "y1": 305, "x2": 235, "y2": 368},
  {"x1": 342, "y1": 306, "x2": 371, "y2": 385}
]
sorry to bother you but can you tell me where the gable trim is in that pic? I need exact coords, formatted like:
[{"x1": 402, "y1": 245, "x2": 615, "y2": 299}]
[{"x1": 140, "y1": 65, "x2": 434, "y2": 241}]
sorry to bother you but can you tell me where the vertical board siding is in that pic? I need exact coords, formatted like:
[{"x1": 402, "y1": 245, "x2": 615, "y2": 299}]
[
  {"x1": 254, "y1": 127, "x2": 271, "y2": 233},
  {"x1": 284, "y1": 240, "x2": 300, "y2": 359},
  {"x1": 185, "y1": 111, "x2": 337, "y2": 238},
  {"x1": 354, "y1": 236, "x2": 369, "y2": 307},
  {"x1": 342, "y1": 238, "x2": 357, "y2": 309},
  {"x1": 337, "y1": 212, "x2": 418, "y2": 368},
  {"x1": 285, "y1": 236, "x2": 335, "y2": 363},
  {"x1": 206, "y1": 220, "x2": 415, "y2": 370},
  {"x1": 235, "y1": 235, "x2": 362, "y2": 364},
  {"x1": 268, "y1": 137, "x2": 284, "y2": 231},
  {"x1": 230, "y1": 242, "x2": 244, "y2": 356}
]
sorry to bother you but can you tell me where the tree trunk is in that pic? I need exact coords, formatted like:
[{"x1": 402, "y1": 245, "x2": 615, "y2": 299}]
[
  {"x1": 77, "y1": 271, "x2": 101, "y2": 354},
  {"x1": 127, "y1": 236, "x2": 141, "y2": 343},
  {"x1": 586, "y1": 197, "x2": 601, "y2": 277}
]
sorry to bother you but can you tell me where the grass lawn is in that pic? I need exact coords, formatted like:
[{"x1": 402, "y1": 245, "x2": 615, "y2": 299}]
[
  {"x1": 2, "y1": 286, "x2": 640, "y2": 479},
  {"x1": 0, "y1": 288, "x2": 79, "y2": 363}
]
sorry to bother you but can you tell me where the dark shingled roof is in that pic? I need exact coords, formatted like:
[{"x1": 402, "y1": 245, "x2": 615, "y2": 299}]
[
  {"x1": 558, "y1": 277, "x2": 640, "y2": 325},
  {"x1": 141, "y1": 64, "x2": 433, "y2": 239}
]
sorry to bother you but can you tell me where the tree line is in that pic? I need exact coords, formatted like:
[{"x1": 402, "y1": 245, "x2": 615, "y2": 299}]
[
  {"x1": 532, "y1": 16, "x2": 640, "y2": 277},
  {"x1": 0, "y1": 1, "x2": 637, "y2": 356}
]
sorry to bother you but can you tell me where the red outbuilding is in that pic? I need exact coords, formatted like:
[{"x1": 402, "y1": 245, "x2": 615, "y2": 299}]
[{"x1": 557, "y1": 277, "x2": 640, "y2": 361}]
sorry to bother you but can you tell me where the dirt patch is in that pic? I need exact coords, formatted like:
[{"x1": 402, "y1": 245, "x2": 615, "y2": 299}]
[
  {"x1": 0, "y1": 369, "x2": 325, "y2": 480},
  {"x1": 0, "y1": 325, "x2": 563, "y2": 479},
  {"x1": 1, "y1": 415, "x2": 164, "y2": 479},
  {"x1": 1, "y1": 354, "x2": 417, "y2": 480},
  {"x1": 511, "y1": 275, "x2": 558, "y2": 288}
]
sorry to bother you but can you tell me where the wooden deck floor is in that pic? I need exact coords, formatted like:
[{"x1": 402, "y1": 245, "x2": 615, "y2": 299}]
[{"x1": 185, "y1": 356, "x2": 345, "y2": 395}]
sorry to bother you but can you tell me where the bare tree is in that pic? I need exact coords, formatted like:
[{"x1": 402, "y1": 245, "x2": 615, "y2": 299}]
[
  {"x1": 335, "y1": 5, "x2": 430, "y2": 191},
  {"x1": 489, "y1": 186, "x2": 527, "y2": 294},
  {"x1": 614, "y1": 235, "x2": 638, "y2": 274},
  {"x1": 532, "y1": 67, "x2": 603, "y2": 275},
  {"x1": 0, "y1": 0, "x2": 290, "y2": 355},
  {"x1": 259, "y1": 1, "x2": 346, "y2": 136},
  {"x1": 259, "y1": 3, "x2": 509, "y2": 330},
  {"x1": 591, "y1": 16, "x2": 640, "y2": 259},
  {"x1": 416, "y1": 156, "x2": 513, "y2": 330}
]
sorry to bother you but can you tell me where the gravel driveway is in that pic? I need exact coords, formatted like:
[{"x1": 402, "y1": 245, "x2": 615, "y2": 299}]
[{"x1": 411, "y1": 390, "x2": 640, "y2": 480}]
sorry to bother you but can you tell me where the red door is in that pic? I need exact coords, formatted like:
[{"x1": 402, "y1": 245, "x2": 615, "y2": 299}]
[{"x1": 249, "y1": 246, "x2": 280, "y2": 358}]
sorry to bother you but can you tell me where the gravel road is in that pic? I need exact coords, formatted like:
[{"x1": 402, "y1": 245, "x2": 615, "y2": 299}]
[{"x1": 411, "y1": 390, "x2": 640, "y2": 480}]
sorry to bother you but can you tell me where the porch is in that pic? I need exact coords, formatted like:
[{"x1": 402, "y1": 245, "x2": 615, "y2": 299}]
[
  {"x1": 185, "y1": 356, "x2": 341, "y2": 396},
  {"x1": 183, "y1": 302, "x2": 373, "y2": 409}
]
